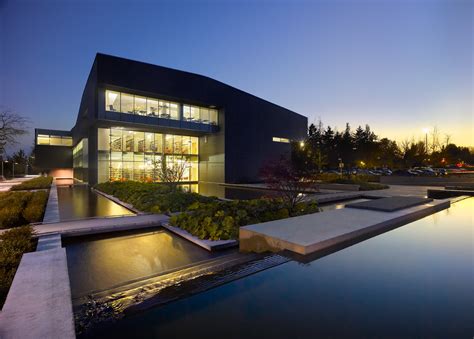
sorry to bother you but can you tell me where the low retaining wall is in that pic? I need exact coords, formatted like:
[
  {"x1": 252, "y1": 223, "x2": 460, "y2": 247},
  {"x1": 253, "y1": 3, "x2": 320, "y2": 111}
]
[
  {"x1": 162, "y1": 222, "x2": 237, "y2": 251},
  {"x1": 381, "y1": 175, "x2": 474, "y2": 186}
]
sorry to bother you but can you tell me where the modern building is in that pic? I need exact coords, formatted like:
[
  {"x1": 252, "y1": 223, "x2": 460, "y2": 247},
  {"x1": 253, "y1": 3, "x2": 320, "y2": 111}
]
[{"x1": 34, "y1": 53, "x2": 307, "y2": 187}]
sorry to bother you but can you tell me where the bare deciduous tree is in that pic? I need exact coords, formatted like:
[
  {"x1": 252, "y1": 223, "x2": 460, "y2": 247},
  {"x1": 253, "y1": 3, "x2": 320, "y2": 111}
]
[
  {"x1": 152, "y1": 156, "x2": 189, "y2": 190},
  {"x1": 430, "y1": 126, "x2": 441, "y2": 153},
  {"x1": 0, "y1": 109, "x2": 29, "y2": 158},
  {"x1": 444, "y1": 134, "x2": 452, "y2": 147},
  {"x1": 260, "y1": 156, "x2": 318, "y2": 212}
]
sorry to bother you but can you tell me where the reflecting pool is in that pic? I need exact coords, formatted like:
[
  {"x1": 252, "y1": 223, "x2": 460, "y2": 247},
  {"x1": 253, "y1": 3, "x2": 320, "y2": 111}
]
[
  {"x1": 65, "y1": 228, "x2": 234, "y2": 299},
  {"x1": 83, "y1": 198, "x2": 474, "y2": 338},
  {"x1": 57, "y1": 185, "x2": 133, "y2": 221}
]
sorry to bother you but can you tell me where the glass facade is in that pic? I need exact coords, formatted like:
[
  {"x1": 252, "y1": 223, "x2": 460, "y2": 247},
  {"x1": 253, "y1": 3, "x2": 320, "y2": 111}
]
[
  {"x1": 37, "y1": 134, "x2": 72, "y2": 146},
  {"x1": 73, "y1": 139, "x2": 88, "y2": 181},
  {"x1": 105, "y1": 90, "x2": 217, "y2": 125},
  {"x1": 98, "y1": 128, "x2": 199, "y2": 183},
  {"x1": 183, "y1": 105, "x2": 218, "y2": 125},
  {"x1": 272, "y1": 137, "x2": 290, "y2": 143}
]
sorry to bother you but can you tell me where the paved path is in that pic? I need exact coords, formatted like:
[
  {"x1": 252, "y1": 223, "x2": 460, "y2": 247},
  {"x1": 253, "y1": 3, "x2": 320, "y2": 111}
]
[
  {"x1": 0, "y1": 248, "x2": 75, "y2": 339},
  {"x1": 35, "y1": 214, "x2": 169, "y2": 237},
  {"x1": 240, "y1": 198, "x2": 450, "y2": 255},
  {"x1": 0, "y1": 176, "x2": 37, "y2": 192},
  {"x1": 42, "y1": 180, "x2": 60, "y2": 223}
]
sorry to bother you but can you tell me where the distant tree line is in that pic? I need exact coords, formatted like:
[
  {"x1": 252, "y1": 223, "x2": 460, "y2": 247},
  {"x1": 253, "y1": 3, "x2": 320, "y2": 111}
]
[{"x1": 292, "y1": 120, "x2": 474, "y2": 172}]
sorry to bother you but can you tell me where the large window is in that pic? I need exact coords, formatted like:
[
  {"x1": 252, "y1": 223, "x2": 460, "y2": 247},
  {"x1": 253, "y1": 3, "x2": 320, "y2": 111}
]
[
  {"x1": 106, "y1": 91, "x2": 120, "y2": 111},
  {"x1": 106, "y1": 90, "x2": 179, "y2": 120},
  {"x1": 36, "y1": 134, "x2": 72, "y2": 146},
  {"x1": 105, "y1": 90, "x2": 218, "y2": 125},
  {"x1": 183, "y1": 104, "x2": 218, "y2": 125},
  {"x1": 98, "y1": 128, "x2": 199, "y2": 183}
]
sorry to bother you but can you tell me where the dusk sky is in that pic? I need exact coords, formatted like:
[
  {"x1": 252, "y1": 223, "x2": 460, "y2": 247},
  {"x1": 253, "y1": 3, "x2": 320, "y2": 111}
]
[{"x1": 1, "y1": 0, "x2": 472, "y2": 154}]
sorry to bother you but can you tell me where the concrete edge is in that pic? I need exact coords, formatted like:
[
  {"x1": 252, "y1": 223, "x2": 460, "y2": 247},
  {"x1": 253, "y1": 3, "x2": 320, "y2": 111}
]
[
  {"x1": 162, "y1": 222, "x2": 238, "y2": 251},
  {"x1": 302, "y1": 200, "x2": 450, "y2": 255},
  {"x1": 0, "y1": 248, "x2": 76, "y2": 339},
  {"x1": 42, "y1": 181, "x2": 60, "y2": 223},
  {"x1": 240, "y1": 200, "x2": 451, "y2": 256},
  {"x1": 49, "y1": 221, "x2": 163, "y2": 238},
  {"x1": 91, "y1": 188, "x2": 143, "y2": 214}
]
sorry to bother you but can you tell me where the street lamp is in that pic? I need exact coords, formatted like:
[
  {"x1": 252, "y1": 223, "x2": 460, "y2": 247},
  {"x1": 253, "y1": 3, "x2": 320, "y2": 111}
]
[
  {"x1": 12, "y1": 162, "x2": 18, "y2": 178},
  {"x1": 422, "y1": 127, "x2": 430, "y2": 154},
  {"x1": 1, "y1": 160, "x2": 8, "y2": 179}
]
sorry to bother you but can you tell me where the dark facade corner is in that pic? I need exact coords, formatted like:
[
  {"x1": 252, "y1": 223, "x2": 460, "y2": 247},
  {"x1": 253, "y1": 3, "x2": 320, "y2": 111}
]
[{"x1": 34, "y1": 53, "x2": 308, "y2": 187}]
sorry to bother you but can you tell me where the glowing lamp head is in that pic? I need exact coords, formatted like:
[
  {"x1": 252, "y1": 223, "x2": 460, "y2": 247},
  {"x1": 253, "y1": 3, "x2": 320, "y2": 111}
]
[{"x1": 422, "y1": 127, "x2": 430, "y2": 134}]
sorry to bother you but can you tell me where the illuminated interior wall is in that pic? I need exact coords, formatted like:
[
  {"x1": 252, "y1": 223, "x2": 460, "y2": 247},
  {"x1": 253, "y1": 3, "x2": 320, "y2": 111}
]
[{"x1": 97, "y1": 128, "x2": 199, "y2": 184}]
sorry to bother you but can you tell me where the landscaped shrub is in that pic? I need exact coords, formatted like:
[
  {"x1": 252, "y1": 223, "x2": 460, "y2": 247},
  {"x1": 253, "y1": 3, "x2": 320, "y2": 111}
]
[
  {"x1": 328, "y1": 178, "x2": 389, "y2": 191},
  {"x1": 22, "y1": 191, "x2": 49, "y2": 223},
  {"x1": 10, "y1": 176, "x2": 53, "y2": 191},
  {"x1": 94, "y1": 181, "x2": 217, "y2": 213},
  {"x1": 0, "y1": 191, "x2": 49, "y2": 229},
  {"x1": 0, "y1": 226, "x2": 36, "y2": 308},
  {"x1": 170, "y1": 198, "x2": 320, "y2": 241}
]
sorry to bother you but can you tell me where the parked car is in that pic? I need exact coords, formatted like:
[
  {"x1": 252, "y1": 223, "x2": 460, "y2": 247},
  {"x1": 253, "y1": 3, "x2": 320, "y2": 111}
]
[
  {"x1": 413, "y1": 167, "x2": 437, "y2": 176},
  {"x1": 392, "y1": 169, "x2": 418, "y2": 176},
  {"x1": 433, "y1": 168, "x2": 448, "y2": 176}
]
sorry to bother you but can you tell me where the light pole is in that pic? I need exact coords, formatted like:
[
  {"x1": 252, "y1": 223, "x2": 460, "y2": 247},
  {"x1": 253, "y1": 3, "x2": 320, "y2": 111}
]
[
  {"x1": 1, "y1": 160, "x2": 7, "y2": 179},
  {"x1": 12, "y1": 162, "x2": 18, "y2": 178},
  {"x1": 422, "y1": 127, "x2": 430, "y2": 154}
]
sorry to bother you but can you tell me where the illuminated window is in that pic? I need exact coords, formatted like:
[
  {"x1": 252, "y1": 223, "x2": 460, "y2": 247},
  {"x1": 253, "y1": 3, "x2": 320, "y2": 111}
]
[
  {"x1": 147, "y1": 99, "x2": 158, "y2": 116},
  {"x1": 106, "y1": 90, "x2": 120, "y2": 111},
  {"x1": 96, "y1": 128, "x2": 199, "y2": 183},
  {"x1": 272, "y1": 137, "x2": 290, "y2": 143},
  {"x1": 121, "y1": 93, "x2": 134, "y2": 114},
  {"x1": 209, "y1": 109, "x2": 218, "y2": 125},
  {"x1": 37, "y1": 134, "x2": 50, "y2": 145},
  {"x1": 36, "y1": 134, "x2": 72, "y2": 146},
  {"x1": 106, "y1": 90, "x2": 218, "y2": 125},
  {"x1": 134, "y1": 96, "x2": 147, "y2": 115}
]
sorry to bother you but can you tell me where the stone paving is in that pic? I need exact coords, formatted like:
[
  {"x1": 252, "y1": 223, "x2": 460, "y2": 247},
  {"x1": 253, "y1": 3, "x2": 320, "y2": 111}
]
[
  {"x1": 0, "y1": 248, "x2": 75, "y2": 339},
  {"x1": 42, "y1": 180, "x2": 60, "y2": 223},
  {"x1": 240, "y1": 198, "x2": 451, "y2": 255}
]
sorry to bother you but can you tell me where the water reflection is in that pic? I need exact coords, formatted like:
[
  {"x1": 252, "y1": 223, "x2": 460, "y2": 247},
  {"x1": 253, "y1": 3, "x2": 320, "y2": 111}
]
[
  {"x1": 57, "y1": 185, "x2": 133, "y2": 221},
  {"x1": 84, "y1": 198, "x2": 474, "y2": 338},
  {"x1": 65, "y1": 229, "x2": 234, "y2": 298},
  {"x1": 198, "y1": 182, "x2": 305, "y2": 200}
]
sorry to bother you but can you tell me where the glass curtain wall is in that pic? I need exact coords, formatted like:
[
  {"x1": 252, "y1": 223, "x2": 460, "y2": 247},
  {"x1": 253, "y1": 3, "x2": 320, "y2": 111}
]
[
  {"x1": 73, "y1": 139, "x2": 89, "y2": 181},
  {"x1": 98, "y1": 128, "x2": 198, "y2": 184},
  {"x1": 106, "y1": 90, "x2": 218, "y2": 125}
]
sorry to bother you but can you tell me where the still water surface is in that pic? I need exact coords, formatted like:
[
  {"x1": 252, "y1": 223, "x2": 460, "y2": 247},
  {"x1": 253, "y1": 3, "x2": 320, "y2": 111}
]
[
  {"x1": 66, "y1": 229, "x2": 234, "y2": 298},
  {"x1": 57, "y1": 185, "x2": 133, "y2": 221},
  {"x1": 84, "y1": 198, "x2": 473, "y2": 338}
]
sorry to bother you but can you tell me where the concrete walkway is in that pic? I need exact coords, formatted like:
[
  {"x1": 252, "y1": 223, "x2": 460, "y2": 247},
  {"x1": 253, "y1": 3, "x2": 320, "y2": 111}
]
[
  {"x1": 0, "y1": 248, "x2": 76, "y2": 339},
  {"x1": 0, "y1": 176, "x2": 37, "y2": 192},
  {"x1": 35, "y1": 214, "x2": 169, "y2": 237},
  {"x1": 42, "y1": 180, "x2": 60, "y2": 223},
  {"x1": 240, "y1": 198, "x2": 450, "y2": 255}
]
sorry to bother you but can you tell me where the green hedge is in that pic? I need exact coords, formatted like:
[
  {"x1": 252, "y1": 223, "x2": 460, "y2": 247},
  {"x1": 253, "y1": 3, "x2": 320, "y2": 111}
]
[
  {"x1": 328, "y1": 178, "x2": 389, "y2": 191},
  {"x1": 170, "y1": 198, "x2": 320, "y2": 241},
  {"x1": 0, "y1": 191, "x2": 49, "y2": 229},
  {"x1": 0, "y1": 226, "x2": 36, "y2": 308},
  {"x1": 10, "y1": 176, "x2": 53, "y2": 191},
  {"x1": 94, "y1": 181, "x2": 217, "y2": 213}
]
